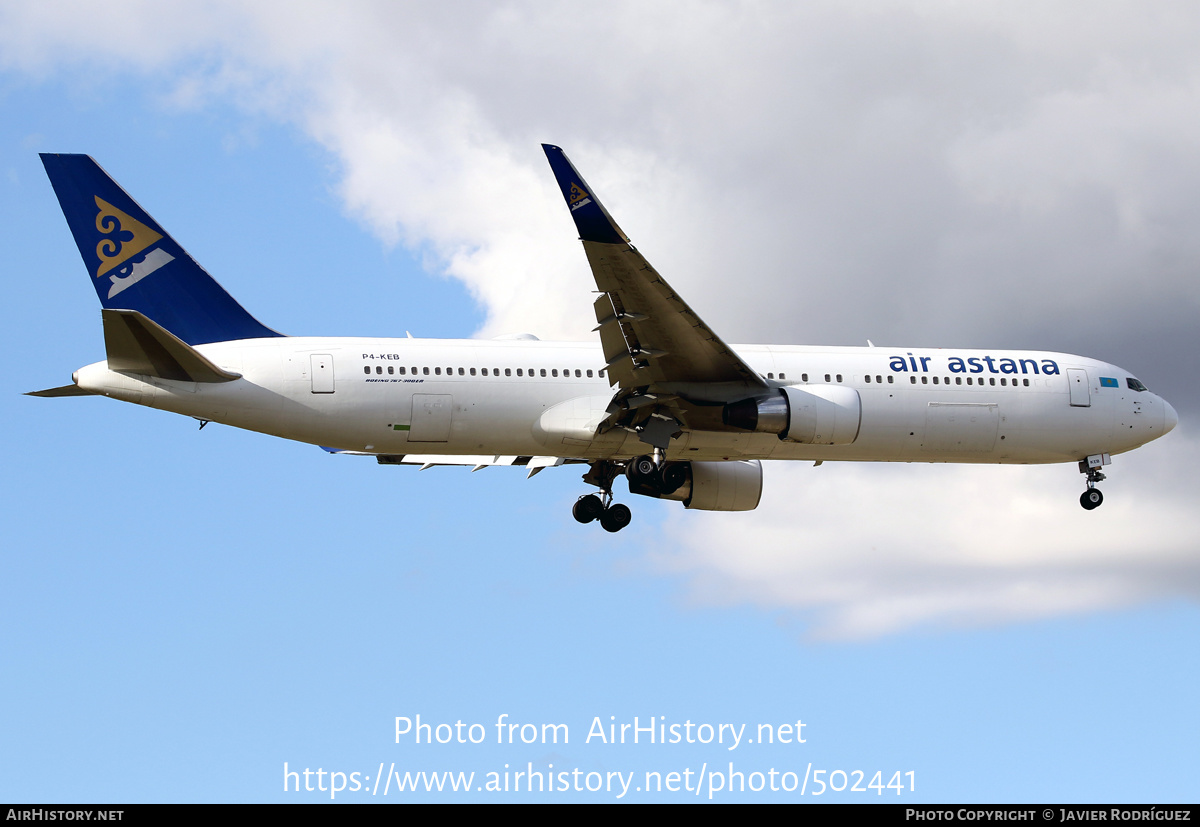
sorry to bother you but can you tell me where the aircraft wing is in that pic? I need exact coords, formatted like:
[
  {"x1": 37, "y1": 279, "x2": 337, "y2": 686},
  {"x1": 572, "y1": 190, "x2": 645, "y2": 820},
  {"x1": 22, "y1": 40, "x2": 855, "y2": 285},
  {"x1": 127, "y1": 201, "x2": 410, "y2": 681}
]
[
  {"x1": 323, "y1": 447, "x2": 576, "y2": 477},
  {"x1": 542, "y1": 145, "x2": 767, "y2": 402}
]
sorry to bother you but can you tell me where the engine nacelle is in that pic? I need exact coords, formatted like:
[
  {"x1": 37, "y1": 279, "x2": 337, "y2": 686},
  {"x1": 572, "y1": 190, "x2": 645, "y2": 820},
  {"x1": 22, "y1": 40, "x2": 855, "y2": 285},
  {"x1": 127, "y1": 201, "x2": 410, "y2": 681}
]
[
  {"x1": 722, "y1": 385, "x2": 862, "y2": 445},
  {"x1": 685, "y1": 460, "x2": 763, "y2": 511},
  {"x1": 628, "y1": 460, "x2": 763, "y2": 511}
]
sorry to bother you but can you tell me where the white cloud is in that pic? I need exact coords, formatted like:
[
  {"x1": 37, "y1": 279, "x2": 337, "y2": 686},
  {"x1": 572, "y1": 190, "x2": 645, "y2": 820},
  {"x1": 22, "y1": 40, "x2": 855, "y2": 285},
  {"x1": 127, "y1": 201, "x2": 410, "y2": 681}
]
[
  {"x1": 8, "y1": 2, "x2": 1200, "y2": 345},
  {"x1": 649, "y1": 429, "x2": 1200, "y2": 640},
  {"x1": 5, "y1": 1, "x2": 1198, "y2": 635}
]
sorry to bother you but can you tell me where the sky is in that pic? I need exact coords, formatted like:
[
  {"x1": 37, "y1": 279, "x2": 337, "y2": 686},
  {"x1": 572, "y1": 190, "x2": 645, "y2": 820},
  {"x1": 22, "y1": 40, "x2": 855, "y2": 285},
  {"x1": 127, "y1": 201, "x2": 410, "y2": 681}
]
[{"x1": 2, "y1": 0, "x2": 1198, "y2": 803}]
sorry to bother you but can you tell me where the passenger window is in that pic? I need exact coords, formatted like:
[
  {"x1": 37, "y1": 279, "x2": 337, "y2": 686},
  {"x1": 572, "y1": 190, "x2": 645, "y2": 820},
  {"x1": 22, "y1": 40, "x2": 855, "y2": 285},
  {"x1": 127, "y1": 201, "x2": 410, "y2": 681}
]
[
  {"x1": 363, "y1": 366, "x2": 370, "y2": 375},
  {"x1": 864, "y1": 375, "x2": 870, "y2": 383},
  {"x1": 469, "y1": 368, "x2": 475, "y2": 376},
  {"x1": 921, "y1": 376, "x2": 928, "y2": 384},
  {"x1": 458, "y1": 368, "x2": 464, "y2": 376},
  {"x1": 505, "y1": 368, "x2": 512, "y2": 377},
  {"x1": 955, "y1": 377, "x2": 961, "y2": 385},
  {"x1": 388, "y1": 366, "x2": 394, "y2": 375},
  {"x1": 481, "y1": 368, "x2": 488, "y2": 376},
  {"x1": 780, "y1": 373, "x2": 786, "y2": 380},
  {"x1": 989, "y1": 378, "x2": 996, "y2": 386},
  {"x1": 587, "y1": 370, "x2": 593, "y2": 377},
  {"x1": 540, "y1": 369, "x2": 547, "y2": 377},
  {"x1": 376, "y1": 366, "x2": 383, "y2": 374},
  {"x1": 802, "y1": 373, "x2": 808, "y2": 382},
  {"x1": 434, "y1": 367, "x2": 441, "y2": 375},
  {"x1": 575, "y1": 369, "x2": 581, "y2": 377},
  {"x1": 768, "y1": 372, "x2": 775, "y2": 379},
  {"x1": 933, "y1": 376, "x2": 939, "y2": 384},
  {"x1": 552, "y1": 369, "x2": 558, "y2": 377},
  {"x1": 400, "y1": 367, "x2": 407, "y2": 375},
  {"x1": 517, "y1": 368, "x2": 523, "y2": 376},
  {"x1": 824, "y1": 374, "x2": 830, "y2": 383},
  {"x1": 599, "y1": 369, "x2": 605, "y2": 377},
  {"x1": 1023, "y1": 378, "x2": 1029, "y2": 387},
  {"x1": 910, "y1": 376, "x2": 916, "y2": 384}
]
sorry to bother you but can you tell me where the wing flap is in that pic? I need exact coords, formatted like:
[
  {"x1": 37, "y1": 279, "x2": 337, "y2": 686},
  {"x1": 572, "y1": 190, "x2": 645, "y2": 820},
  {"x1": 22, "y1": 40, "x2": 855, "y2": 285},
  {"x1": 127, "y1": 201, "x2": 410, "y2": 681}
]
[
  {"x1": 592, "y1": 293, "x2": 636, "y2": 384},
  {"x1": 323, "y1": 451, "x2": 583, "y2": 473},
  {"x1": 377, "y1": 454, "x2": 524, "y2": 468}
]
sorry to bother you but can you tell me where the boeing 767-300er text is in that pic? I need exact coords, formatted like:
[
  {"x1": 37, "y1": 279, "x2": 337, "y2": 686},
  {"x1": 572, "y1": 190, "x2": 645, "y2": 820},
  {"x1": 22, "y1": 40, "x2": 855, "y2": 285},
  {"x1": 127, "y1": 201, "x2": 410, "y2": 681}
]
[{"x1": 30, "y1": 146, "x2": 1178, "y2": 532}]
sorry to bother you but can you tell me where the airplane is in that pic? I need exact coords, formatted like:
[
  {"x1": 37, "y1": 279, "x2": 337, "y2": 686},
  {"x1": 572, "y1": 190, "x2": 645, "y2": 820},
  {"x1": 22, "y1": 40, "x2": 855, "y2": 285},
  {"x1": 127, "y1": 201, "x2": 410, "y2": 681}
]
[{"x1": 30, "y1": 146, "x2": 1178, "y2": 532}]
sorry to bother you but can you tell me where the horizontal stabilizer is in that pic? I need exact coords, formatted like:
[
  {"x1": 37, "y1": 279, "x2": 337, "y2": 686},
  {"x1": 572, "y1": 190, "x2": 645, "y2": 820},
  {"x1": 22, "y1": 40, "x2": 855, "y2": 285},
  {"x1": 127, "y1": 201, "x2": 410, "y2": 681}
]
[
  {"x1": 103, "y1": 309, "x2": 241, "y2": 383},
  {"x1": 25, "y1": 384, "x2": 95, "y2": 397}
]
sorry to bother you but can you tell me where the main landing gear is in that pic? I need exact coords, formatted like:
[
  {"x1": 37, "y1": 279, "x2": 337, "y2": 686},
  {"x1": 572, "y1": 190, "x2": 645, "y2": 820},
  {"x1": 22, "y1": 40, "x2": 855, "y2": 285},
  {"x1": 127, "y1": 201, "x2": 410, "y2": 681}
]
[
  {"x1": 573, "y1": 452, "x2": 683, "y2": 533},
  {"x1": 573, "y1": 460, "x2": 633, "y2": 533},
  {"x1": 573, "y1": 494, "x2": 632, "y2": 533},
  {"x1": 1078, "y1": 454, "x2": 1110, "y2": 510}
]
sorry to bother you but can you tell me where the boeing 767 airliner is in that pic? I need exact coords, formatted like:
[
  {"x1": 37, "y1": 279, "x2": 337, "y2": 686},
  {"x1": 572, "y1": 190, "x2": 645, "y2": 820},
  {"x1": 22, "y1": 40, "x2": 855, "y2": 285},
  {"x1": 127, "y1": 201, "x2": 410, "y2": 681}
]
[{"x1": 30, "y1": 146, "x2": 1178, "y2": 532}]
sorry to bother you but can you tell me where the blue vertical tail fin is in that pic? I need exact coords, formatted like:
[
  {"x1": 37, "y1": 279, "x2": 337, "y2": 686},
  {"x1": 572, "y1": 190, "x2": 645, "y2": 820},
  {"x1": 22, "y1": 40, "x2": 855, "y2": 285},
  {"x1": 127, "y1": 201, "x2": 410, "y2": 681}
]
[{"x1": 41, "y1": 153, "x2": 283, "y2": 345}]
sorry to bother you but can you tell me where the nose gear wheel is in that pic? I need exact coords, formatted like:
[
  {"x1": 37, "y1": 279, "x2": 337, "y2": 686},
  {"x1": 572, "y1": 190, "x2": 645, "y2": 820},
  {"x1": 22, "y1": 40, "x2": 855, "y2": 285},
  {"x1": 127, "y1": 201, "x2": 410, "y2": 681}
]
[{"x1": 1078, "y1": 458, "x2": 1108, "y2": 510}]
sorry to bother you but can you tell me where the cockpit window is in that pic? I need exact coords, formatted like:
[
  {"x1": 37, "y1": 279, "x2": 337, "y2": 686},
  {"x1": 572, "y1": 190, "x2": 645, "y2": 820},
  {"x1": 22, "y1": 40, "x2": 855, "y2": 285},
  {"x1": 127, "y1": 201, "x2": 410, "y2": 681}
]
[{"x1": 1127, "y1": 377, "x2": 1148, "y2": 392}]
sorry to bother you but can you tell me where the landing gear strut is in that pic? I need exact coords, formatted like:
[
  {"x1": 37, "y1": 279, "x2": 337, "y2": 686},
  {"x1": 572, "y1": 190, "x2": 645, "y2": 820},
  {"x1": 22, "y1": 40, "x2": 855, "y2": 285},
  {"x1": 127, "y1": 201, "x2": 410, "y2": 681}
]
[
  {"x1": 574, "y1": 461, "x2": 634, "y2": 532},
  {"x1": 572, "y1": 494, "x2": 605, "y2": 524},
  {"x1": 1078, "y1": 455, "x2": 1109, "y2": 510}
]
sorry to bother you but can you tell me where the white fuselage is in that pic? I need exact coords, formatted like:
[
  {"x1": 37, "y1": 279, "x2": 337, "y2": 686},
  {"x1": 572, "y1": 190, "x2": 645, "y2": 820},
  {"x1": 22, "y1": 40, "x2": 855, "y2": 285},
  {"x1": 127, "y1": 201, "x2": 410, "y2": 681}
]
[{"x1": 72, "y1": 337, "x2": 1176, "y2": 465}]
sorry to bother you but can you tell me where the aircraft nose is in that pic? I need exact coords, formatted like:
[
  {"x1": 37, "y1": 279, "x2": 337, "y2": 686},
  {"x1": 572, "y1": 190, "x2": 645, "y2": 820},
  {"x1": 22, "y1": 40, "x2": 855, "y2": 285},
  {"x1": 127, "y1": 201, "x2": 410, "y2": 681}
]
[{"x1": 1163, "y1": 398, "x2": 1178, "y2": 435}]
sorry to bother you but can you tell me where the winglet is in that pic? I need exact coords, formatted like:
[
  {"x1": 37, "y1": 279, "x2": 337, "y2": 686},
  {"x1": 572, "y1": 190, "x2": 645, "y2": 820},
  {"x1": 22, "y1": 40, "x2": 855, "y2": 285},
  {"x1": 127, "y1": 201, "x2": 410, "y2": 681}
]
[{"x1": 541, "y1": 145, "x2": 629, "y2": 244}]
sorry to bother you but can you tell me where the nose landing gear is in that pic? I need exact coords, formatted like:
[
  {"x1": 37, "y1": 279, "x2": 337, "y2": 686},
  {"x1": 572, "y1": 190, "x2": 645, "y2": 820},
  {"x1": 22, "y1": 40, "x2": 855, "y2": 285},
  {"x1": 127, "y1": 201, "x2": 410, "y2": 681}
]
[{"x1": 1078, "y1": 454, "x2": 1110, "y2": 510}]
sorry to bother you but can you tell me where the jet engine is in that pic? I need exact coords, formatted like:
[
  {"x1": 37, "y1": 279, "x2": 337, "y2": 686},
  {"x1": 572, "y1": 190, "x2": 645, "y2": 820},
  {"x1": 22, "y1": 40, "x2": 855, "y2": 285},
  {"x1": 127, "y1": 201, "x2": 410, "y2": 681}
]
[
  {"x1": 628, "y1": 460, "x2": 763, "y2": 511},
  {"x1": 722, "y1": 385, "x2": 862, "y2": 445}
]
